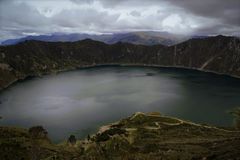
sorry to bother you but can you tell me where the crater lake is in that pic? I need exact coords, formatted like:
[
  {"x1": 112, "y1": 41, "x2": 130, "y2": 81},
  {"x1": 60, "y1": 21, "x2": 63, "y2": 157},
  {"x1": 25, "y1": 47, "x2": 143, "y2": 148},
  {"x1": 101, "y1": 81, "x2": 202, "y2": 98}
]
[{"x1": 1, "y1": 66, "x2": 240, "y2": 141}]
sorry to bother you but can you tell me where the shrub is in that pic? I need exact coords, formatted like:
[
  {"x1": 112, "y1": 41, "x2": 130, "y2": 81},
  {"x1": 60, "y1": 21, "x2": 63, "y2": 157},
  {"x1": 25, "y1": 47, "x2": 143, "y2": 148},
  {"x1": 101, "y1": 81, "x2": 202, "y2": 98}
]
[
  {"x1": 230, "y1": 107, "x2": 240, "y2": 129},
  {"x1": 68, "y1": 135, "x2": 77, "y2": 145},
  {"x1": 28, "y1": 126, "x2": 48, "y2": 138}
]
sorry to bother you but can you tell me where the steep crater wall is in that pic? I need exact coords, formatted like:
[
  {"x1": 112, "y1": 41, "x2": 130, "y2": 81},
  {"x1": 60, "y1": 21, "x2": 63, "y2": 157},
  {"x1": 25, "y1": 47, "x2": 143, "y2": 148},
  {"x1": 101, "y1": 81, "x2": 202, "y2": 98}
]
[{"x1": 0, "y1": 35, "x2": 240, "y2": 90}]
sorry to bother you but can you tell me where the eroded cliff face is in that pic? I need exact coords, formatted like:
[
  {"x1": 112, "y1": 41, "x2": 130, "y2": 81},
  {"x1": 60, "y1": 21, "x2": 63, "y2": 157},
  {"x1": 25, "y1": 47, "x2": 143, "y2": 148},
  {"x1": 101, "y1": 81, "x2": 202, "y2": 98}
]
[{"x1": 0, "y1": 36, "x2": 240, "y2": 90}]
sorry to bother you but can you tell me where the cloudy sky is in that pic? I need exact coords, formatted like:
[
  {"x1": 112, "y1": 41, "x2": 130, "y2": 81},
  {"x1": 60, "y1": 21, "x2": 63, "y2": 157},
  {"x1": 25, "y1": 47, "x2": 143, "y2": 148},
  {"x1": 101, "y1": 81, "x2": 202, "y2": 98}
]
[{"x1": 0, "y1": 0, "x2": 240, "y2": 41}]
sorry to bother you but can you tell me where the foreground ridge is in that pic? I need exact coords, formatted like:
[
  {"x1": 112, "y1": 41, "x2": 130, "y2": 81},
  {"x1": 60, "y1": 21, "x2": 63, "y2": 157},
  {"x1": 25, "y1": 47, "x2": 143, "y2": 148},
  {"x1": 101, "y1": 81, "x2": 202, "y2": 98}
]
[{"x1": 1, "y1": 112, "x2": 240, "y2": 160}]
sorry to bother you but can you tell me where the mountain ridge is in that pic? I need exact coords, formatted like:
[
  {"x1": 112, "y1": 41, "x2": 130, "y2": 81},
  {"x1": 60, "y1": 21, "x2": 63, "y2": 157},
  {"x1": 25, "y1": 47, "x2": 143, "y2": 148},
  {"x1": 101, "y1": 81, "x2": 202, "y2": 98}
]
[
  {"x1": 1, "y1": 31, "x2": 187, "y2": 46},
  {"x1": 0, "y1": 35, "x2": 240, "y2": 90}
]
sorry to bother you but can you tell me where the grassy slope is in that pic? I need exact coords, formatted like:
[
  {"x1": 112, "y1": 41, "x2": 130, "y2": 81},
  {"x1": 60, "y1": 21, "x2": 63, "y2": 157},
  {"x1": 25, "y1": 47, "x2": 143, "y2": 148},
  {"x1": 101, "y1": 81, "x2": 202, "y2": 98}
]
[{"x1": 1, "y1": 112, "x2": 240, "y2": 160}]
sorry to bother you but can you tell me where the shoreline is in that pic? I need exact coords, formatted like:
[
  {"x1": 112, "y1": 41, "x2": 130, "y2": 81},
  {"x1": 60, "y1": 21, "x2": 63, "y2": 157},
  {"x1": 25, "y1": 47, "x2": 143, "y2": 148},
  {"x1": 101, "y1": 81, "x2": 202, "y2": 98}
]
[
  {"x1": 1, "y1": 63, "x2": 240, "y2": 92},
  {"x1": 1, "y1": 111, "x2": 240, "y2": 159},
  {"x1": 1, "y1": 112, "x2": 239, "y2": 143}
]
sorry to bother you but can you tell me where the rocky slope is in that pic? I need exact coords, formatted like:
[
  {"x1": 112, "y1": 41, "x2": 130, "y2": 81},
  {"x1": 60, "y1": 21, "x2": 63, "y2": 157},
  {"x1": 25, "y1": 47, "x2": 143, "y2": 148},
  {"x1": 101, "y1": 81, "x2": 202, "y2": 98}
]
[
  {"x1": 0, "y1": 35, "x2": 240, "y2": 90},
  {"x1": 0, "y1": 112, "x2": 239, "y2": 160}
]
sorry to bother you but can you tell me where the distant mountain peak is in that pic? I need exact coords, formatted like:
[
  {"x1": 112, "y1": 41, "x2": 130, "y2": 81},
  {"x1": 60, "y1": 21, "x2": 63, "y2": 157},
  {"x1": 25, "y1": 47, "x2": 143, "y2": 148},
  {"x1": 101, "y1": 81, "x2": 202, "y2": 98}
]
[{"x1": 1, "y1": 32, "x2": 188, "y2": 46}]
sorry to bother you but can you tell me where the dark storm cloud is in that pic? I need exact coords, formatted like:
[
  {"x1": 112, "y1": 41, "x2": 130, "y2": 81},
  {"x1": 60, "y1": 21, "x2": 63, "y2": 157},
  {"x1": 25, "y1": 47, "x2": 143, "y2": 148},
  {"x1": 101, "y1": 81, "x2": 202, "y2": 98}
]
[
  {"x1": 83, "y1": 0, "x2": 240, "y2": 26},
  {"x1": 130, "y1": 11, "x2": 141, "y2": 17},
  {"x1": 0, "y1": 0, "x2": 120, "y2": 41},
  {"x1": 0, "y1": 1, "x2": 50, "y2": 40},
  {"x1": 70, "y1": 0, "x2": 94, "y2": 4},
  {"x1": 0, "y1": 0, "x2": 239, "y2": 42},
  {"x1": 72, "y1": 0, "x2": 240, "y2": 36},
  {"x1": 164, "y1": 0, "x2": 240, "y2": 26}
]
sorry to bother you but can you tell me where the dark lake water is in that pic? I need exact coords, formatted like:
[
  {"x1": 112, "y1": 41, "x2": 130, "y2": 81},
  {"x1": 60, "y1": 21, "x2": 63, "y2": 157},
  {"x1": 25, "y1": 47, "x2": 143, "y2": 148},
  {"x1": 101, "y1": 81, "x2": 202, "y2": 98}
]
[{"x1": 0, "y1": 66, "x2": 240, "y2": 142}]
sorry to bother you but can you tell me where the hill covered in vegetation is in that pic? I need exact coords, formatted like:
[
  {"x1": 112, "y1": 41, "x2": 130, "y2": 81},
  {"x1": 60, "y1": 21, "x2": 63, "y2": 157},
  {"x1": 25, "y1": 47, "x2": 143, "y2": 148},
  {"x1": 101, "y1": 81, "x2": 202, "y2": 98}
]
[{"x1": 0, "y1": 35, "x2": 240, "y2": 90}]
